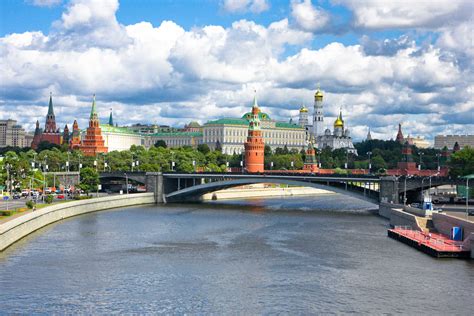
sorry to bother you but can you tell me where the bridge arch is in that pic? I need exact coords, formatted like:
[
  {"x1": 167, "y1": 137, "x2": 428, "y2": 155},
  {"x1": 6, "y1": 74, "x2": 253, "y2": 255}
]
[{"x1": 165, "y1": 178, "x2": 379, "y2": 204}]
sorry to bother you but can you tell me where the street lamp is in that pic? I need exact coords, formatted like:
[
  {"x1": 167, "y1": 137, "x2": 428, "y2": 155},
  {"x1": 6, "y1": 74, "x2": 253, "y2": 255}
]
[
  {"x1": 270, "y1": 161, "x2": 274, "y2": 170},
  {"x1": 124, "y1": 173, "x2": 129, "y2": 194},
  {"x1": 418, "y1": 152, "x2": 424, "y2": 170},
  {"x1": 466, "y1": 177, "x2": 470, "y2": 219},
  {"x1": 240, "y1": 160, "x2": 244, "y2": 173},
  {"x1": 345, "y1": 150, "x2": 349, "y2": 169},
  {"x1": 171, "y1": 161, "x2": 175, "y2": 171},
  {"x1": 192, "y1": 160, "x2": 196, "y2": 172},
  {"x1": 367, "y1": 151, "x2": 372, "y2": 173},
  {"x1": 403, "y1": 174, "x2": 413, "y2": 205},
  {"x1": 436, "y1": 153, "x2": 441, "y2": 171}
]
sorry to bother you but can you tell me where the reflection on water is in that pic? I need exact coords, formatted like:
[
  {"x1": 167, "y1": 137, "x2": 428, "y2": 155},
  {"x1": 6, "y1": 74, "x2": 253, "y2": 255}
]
[{"x1": 0, "y1": 194, "x2": 472, "y2": 314}]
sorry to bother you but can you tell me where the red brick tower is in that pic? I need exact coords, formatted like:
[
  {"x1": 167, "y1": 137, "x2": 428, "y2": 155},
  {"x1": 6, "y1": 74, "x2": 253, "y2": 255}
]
[
  {"x1": 244, "y1": 94, "x2": 265, "y2": 173},
  {"x1": 80, "y1": 95, "x2": 108, "y2": 156},
  {"x1": 397, "y1": 141, "x2": 417, "y2": 173},
  {"x1": 31, "y1": 93, "x2": 62, "y2": 149},
  {"x1": 70, "y1": 120, "x2": 81, "y2": 150},
  {"x1": 303, "y1": 137, "x2": 319, "y2": 173},
  {"x1": 396, "y1": 123, "x2": 404, "y2": 143}
]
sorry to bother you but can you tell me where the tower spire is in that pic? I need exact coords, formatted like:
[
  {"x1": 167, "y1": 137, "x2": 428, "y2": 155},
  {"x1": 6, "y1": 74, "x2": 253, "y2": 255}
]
[
  {"x1": 90, "y1": 94, "x2": 97, "y2": 119},
  {"x1": 253, "y1": 89, "x2": 258, "y2": 108},
  {"x1": 108, "y1": 107, "x2": 114, "y2": 126},
  {"x1": 47, "y1": 92, "x2": 54, "y2": 116}
]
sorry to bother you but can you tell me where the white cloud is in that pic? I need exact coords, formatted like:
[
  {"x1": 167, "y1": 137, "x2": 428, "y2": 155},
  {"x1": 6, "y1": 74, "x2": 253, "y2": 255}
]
[
  {"x1": 222, "y1": 0, "x2": 270, "y2": 14},
  {"x1": 28, "y1": 0, "x2": 62, "y2": 7},
  {"x1": 291, "y1": 0, "x2": 330, "y2": 32},
  {"x1": 0, "y1": 0, "x2": 472, "y2": 142},
  {"x1": 335, "y1": 0, "x2": 472, "y2": 29}
]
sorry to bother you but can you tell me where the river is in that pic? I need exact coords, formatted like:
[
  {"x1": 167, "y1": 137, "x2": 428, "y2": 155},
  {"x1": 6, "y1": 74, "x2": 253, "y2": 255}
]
[{"x1": 0, "y1": 194, "x2": 472, "y2": 314}]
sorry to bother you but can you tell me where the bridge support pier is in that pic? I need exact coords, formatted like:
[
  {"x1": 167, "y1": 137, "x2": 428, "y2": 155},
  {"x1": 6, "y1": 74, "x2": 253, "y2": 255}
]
[
  {"x1": 145, "y1": 172, "x2": 165, "y2": 204},
  {"x1": 379, "y1": 176, "x2": 399, "y2": 204}
]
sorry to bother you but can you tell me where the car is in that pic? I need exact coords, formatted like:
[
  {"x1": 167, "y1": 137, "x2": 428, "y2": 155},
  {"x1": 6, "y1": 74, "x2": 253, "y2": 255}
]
[
  {"x1": 57, "y1": 194, "x2": 65, "y2": 199},
  {"x1": 21, "y1": 190, "x2": 29, "y2": 197},
  {"x1": 12, "y1": 194, "x2": 21, "y2": 199}
]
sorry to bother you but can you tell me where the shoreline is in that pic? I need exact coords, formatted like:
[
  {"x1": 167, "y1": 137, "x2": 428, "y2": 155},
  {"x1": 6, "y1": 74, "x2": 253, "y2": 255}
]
[{"x1": 202, "y1": 186, "x2": 335, "y2": 201}]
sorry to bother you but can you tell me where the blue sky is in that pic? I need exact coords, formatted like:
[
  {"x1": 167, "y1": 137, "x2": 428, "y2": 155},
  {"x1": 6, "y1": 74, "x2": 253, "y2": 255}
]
[{"x1": 0, "y1": 0, "x2": 472, "y2": 142}]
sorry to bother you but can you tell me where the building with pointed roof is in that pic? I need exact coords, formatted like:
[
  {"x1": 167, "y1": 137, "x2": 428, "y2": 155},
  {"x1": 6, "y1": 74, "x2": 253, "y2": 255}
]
[
  {"x1": 31, "y1": 93, "x2": 63, "y2": 149},
  {"x1": 366, "y1": 128, "x2": 372, "y2": 141},
  {"x1": 79, "y1": 95, "x2": 107, "y2": 156},
  {"x1": 70, "y1": 120, "x2": 81, "y2": 150},
  {"x1": 298, "y1": 105, "x2": 309, "y2": 127},
  {"x1": 108, "y1": 108, "x2": 114, "y2": 126},
  {"x1": 396, "y1": 123, "x2": 404, "y2": 143},
  {"x1": 244, "y1": 94, "x2": 265, "y2": 173}
]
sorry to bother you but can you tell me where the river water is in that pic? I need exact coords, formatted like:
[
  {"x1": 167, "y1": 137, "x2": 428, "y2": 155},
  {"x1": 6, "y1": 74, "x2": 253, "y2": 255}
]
[{"x1": 0, "y1": 194, "x2": 473, "y2": 314}]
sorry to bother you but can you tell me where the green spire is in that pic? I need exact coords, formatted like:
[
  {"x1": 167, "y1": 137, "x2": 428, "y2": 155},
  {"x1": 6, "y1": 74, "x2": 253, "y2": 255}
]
[
  {"x1": 108, "y1": 108, "x2": 114, "y2": 126},
  {"x1": 47, "y1": 92, "x2": 54, "y2": 116},
  {"x1": 252, "y1": 89, "x2": 258, "y2": 108},
  {"x1": 90, "y1": 94, "x2": 97, "y2": 119}
]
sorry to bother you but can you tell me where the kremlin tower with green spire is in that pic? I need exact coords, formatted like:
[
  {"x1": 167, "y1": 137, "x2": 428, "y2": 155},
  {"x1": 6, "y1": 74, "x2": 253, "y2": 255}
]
[
  {"x1": 244, "y1": 93, "x2": 265, "y2": 173},
  {"x1": 31, "y1": 92, "x2": 63, "y2": 150},
  {"x1": 79, "y1": 95, "x2": 108, "y2": 156}
]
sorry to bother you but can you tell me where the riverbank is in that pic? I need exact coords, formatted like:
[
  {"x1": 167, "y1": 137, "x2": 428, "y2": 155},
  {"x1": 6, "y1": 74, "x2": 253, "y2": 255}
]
[
  {"x1": 0, "y1": 193, "x2": 155, "y2": 251},
  {"x1": 202, "y1": 186, "x2": 334, "y2": 200}
]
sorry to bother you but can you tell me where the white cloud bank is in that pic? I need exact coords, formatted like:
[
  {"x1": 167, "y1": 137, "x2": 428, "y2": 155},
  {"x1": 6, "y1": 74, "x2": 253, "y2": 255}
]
[{"x1": 0, "y1": 0, "x2": 472, "y2": 142}]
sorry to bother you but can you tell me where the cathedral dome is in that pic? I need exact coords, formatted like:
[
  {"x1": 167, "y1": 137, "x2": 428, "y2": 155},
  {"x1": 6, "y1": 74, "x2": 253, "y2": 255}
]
[
  {"x1": 314, "y1": 89, "x2": 323, "y2": 98},
  {"x1": 325, "y1": 128, "x2": 331, "y2": 135},
  {"x1": 299, "y1": 105, "x2": 308, "y2": 113},
  {"x1": 334, "y1": 110, "x2": 344, "y2": 128}
]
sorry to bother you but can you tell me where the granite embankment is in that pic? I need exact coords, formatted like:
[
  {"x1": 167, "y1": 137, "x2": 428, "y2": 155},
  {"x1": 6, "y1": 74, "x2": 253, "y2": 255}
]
[{"x1": 0, "y1": 193, "x2": 155, "y2": 251}]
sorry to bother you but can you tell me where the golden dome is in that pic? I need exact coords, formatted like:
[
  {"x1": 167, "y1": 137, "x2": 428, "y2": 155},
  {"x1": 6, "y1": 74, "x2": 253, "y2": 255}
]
[
  {"x1": 334, "y1": 111, "x2": 344, "y2": 128},
  {"x1": 314, "y1": 89, "x2": 323, "y2": 99},
  {"x1": 299, "y1": 105, "x2": 308, "y2": 113}
]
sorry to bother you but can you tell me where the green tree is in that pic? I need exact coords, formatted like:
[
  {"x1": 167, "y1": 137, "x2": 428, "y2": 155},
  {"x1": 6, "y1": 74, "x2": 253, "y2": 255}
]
[
  {"x1": 79, "y1": 167, "x2": 99, "y2": 195},
  {"x1": 197, "y1": 144, "x2": 210, "y2": 155},
  {"x1": 449, "y1": 146, "x2": 474, "y2": 177}
]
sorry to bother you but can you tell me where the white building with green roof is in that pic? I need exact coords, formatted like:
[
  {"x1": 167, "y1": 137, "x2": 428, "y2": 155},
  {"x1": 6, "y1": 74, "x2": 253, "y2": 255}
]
[{"x1": 203, "y1": 109, "x2": 306, "y2": 155}]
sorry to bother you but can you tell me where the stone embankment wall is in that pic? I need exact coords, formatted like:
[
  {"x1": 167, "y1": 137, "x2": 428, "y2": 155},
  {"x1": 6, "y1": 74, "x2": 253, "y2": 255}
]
[
  {"x1": 432, "y1": 213, "x2": 474, "y2": 241},
  {"x1": 379, "y1": 203, "x2": 423, "y2": 230},
  {"x1": 0, "y1": 193, "x2": 155, "y2": 251}
]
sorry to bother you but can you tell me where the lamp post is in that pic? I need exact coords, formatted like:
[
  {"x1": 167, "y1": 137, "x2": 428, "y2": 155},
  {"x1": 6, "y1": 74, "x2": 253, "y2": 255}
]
[
  {"x1": 136, "y1": 160, "x2": 139, "y2": 172},
  {"x1": 192, "y1": 160, "x2": 196, "y2": 172},
  {"x1": 345, "y1": 150, "x2": 349, "y2": 169},
  {"x1": 466, "y1": 177, "x2": 470, "y2": 218},
  {"x1": 66, "y1": 152, "x2": 70, "y2": 172},
  {"x1": 367, "y1": 151, "x2": 372, "y2": 173},
  {"x1": 418, "y1": 152, "x2": 424, "y2": 170},
  {"x1": 403, "y1": 174, "x2": 412, "y2": 205},
  {"x1": 124, "y1": 173, "x2": 129, "y2": 195},
  {"x1": 270, "y1": 161, "x2": 273, "y2": 171},
  {"x1": 436, "y1": 153, "x2": 441, "y2": 171}
]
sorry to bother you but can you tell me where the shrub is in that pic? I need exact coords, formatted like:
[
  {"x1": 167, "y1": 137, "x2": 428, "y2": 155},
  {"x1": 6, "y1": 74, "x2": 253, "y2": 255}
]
[
  {"x1": 26, "y1": 200, "x2": 34, "y2": 209},
  {"x1": 0, "y1": 210, "x2": 14, "y2": 216},
  {"x1": 45, "y1": 195, "x2": 54, "y2": 204}
]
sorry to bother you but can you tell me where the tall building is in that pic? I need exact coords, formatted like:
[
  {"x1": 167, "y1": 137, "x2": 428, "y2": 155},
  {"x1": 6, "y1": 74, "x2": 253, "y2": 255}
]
[
  {"x1": 63, "y1": 124, "x2": 70, "y2": 145},
  {"x1": 298, "y1": 105, "x2": 309, "y2": 127},
  {"x1": 366, "y1": 128, "x2": 372, "y2": 141},
  {"x1": 244, "y1": 95, "x2": 265, "y2": 173},
  {"x1": 31, "y1": 93, "x2": 63, "y2": 149},
  {"x1": 303, "y1": 137, "x2": 319, "y2": 173},
  {"x1": 79, "y1": 95, "x2": 107, "y2": 156},
  {"x1": 0, "y1": 119, "x2": 27, "y2": 148},
  {"x1": 396, "y1": 123, "x2": 404, "y2": 143},
  {"x1": 434, "y1": 135, "x2": 474, "y2": 150},
  {"x1": 70, "y1": 120, "x2": 81, "y2": 150},
  {"x1": 312, "y1": 89, "x2": 324, "y2": 137}
]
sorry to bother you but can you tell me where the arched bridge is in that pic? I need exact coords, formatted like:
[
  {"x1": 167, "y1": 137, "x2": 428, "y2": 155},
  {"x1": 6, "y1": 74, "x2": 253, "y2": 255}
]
[{"x1": 99, "y1": 172, "x2": 464, "y2": 205}]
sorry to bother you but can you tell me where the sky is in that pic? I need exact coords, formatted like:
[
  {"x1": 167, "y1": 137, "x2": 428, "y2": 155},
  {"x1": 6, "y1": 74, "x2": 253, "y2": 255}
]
[{"x1": 0, "y1": 0, "x2": 472, "y2": 142}]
